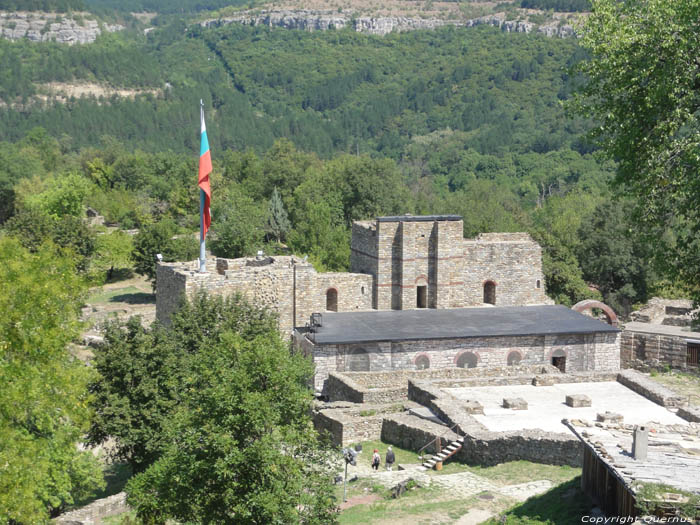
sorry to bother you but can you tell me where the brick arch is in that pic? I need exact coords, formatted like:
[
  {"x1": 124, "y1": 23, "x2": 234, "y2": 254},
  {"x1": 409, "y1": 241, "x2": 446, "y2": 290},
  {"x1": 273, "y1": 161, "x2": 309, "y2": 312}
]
[
  {"x1": 414, "y1": 353, "x2": 430, "y2": 370},
  {"x1": 454, "y1": 350, "x2": 479, "y2": 369},
  {"x1": 572, "y1": 300, "x2": 618, "y2": 327},
  {"x1": 506, "y1": 350, "x2": 523, "y2": 366},
  {"x1": 325, "y1": 287, "x2": 338, "y2": 312},
  {"x1": 414, "y1": 275, "x2": 428, "y2": 284}
]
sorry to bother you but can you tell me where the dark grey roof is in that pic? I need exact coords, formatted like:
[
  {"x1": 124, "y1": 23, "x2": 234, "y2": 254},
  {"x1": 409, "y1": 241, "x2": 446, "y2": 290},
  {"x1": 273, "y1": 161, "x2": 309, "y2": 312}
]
[
  {"x1": 304, "y1": 305, "x2": 619, "y2": 345},
  {"x1": 376, "y1": 215, "x2": 462, "y2": 223}
]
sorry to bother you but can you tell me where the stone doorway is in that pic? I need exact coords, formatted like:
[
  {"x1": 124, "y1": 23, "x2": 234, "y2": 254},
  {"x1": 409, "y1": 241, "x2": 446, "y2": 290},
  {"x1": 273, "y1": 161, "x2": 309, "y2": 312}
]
[
  {"x1": 417, "y1": 285, "x2": 427, "y2": 308},
  {"x1": 552, "y1": 351, "x2": 566, "y2": 373},
  {"x1": 483, "y1": 281, "x2": 496, "y2": 305}
]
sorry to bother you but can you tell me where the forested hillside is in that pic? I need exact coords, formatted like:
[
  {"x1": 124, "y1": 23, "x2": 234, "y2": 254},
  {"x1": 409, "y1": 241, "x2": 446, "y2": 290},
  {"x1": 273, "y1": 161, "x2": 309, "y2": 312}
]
[
  {"x1": 0, "y1": 19, "x2": 683, "y2": 317},
  {"x1": 0, "y1": 24, "x2": 585, "y2": 155}
]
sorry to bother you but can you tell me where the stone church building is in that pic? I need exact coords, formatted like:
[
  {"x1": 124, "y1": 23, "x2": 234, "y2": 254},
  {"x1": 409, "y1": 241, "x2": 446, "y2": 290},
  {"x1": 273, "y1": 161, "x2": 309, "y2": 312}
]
[{"x1": 156, "y1": 214, "x2": 620, "y2": 393}]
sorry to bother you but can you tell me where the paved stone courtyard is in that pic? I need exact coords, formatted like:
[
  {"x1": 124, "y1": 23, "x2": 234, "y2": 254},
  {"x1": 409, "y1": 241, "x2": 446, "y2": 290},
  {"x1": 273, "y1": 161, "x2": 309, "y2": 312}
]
[
  {"x1": 342, "y1": 462, "x2": 554, "y2": 502},
  {"x1": 444, "y1": 381, "x2": 688, "y2": 433}
]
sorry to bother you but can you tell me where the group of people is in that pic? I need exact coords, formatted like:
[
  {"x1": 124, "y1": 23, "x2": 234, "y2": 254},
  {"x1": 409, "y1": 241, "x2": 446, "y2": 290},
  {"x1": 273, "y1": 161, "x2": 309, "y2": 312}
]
[{"x1": 371, "y1": 446, "x2": 395, "y2": 471}]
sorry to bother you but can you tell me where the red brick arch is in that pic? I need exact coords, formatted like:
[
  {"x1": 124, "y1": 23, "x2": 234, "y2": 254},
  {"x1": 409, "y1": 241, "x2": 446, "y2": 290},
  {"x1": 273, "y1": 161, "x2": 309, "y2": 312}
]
[
  {"x1": 414, "y1": 353, "x2": 431, "y2": 370},
  {"x1": 571, "y1": 300, "x2": 618, "y2": 327}
]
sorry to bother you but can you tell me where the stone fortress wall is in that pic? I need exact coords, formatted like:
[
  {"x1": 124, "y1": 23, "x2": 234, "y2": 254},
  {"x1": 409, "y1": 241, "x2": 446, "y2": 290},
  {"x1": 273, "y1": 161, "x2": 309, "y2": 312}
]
[
  {"x1": 156, "y1": 255, "x2": 372, "y2": 335},
  {"x1": 157, "y1": 215, "x2": 551, "y2": 334},
  {"x1": 350, "y1": 216, "x2": 550, "y2": 311}
]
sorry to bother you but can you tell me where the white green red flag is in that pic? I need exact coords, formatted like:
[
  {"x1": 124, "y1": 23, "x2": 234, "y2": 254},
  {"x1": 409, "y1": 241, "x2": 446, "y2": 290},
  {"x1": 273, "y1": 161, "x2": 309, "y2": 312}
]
[{"x1": 199, "y1": 104, "x2": 212, "y2": 238}]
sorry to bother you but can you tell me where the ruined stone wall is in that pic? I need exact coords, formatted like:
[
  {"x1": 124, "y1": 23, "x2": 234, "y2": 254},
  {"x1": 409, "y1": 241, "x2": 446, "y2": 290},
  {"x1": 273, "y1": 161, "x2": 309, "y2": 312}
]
[
  {"x1": 460, "y1": 233, "x2": 549, "y2": 307},
  {"x1": 457, "y1": 427, "x2": 583, "y2": 467},
  {"x1": 54, "y1": 492, "x2": 128, "y2": 524},
  {"x1": 157, "y1": 257, "x2": 371, "y2": 336},
  {"x1": 295, "y1": 269, "x2": 373, "y2": 325},
  {"x1": 313, "y1": 402, "x2": 411, "y2": 446},
  {"x1": 616, "y1": 369, "x2": 686, "y2": 408},
  {"x1": 155, "y1": 263, "x2": 188, "y2": 325},
  {"x1": 621, "y1": 330, "x2": 690, "y2": 369},
  {"x1": 381, "y1": 414, "x2": 459, "y2": 454}
]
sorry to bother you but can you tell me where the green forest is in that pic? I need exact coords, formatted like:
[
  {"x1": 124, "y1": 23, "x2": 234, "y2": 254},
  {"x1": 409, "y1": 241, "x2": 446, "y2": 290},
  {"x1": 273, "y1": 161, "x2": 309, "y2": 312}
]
[
  {"x1": 0, "y1": 22, "x2": 673, "y2": 315},
  {"x1": 2, "y1": 1, "x2": 699, "y2": 520}
]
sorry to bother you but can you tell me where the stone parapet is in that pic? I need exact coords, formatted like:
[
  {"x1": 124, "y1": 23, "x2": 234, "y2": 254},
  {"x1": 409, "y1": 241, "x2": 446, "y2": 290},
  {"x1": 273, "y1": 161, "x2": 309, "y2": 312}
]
[
  {"x1": 312, "y1": 402, "x2": 415, "y2": 446},
  {"x1": 677, "y1": 406, "x2": 700, "y2": 423},
  {"x1": 54, "y1": 492, "x2": 128, "y2": 524},
  {"x1": 156, "y1": 257, "x2": 371, "y2": 335},
  {"x1": 616, "y1": 370, "x2": 686, "y2": 408},
  {"x1": 381, "y1": 414, "x2": 459, "y2": 454}
]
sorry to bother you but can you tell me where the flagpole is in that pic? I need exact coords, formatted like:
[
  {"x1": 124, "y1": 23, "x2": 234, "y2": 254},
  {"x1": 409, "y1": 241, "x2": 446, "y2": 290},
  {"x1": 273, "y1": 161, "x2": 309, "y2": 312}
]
[
  {"x1": 199, "y1": 187, "x2": 206, "y2": 273},
  {"x1": 199, "y1": 99, "x2": 207, "y2": 273}
]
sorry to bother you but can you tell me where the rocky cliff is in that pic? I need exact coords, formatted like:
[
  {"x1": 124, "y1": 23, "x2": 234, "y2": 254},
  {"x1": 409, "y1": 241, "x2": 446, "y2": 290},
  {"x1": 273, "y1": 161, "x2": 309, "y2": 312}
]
[
  {"x1": 200, "y1": 10, "x2": 576, "y2": 38},
  {"x1": 0, "y1": 11, "x2": 123, "y2": 44}
]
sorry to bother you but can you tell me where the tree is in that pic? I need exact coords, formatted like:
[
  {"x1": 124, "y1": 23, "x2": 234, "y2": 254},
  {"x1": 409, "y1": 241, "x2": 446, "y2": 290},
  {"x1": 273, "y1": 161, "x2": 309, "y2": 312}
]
[
  {"x1": 89, "y1": 292, "x2": 338, "y2": 523},
  {"x1": 0, "y1": 238, "x2": 103, "y2": 523},
  {"x1": 575, "y1": 0, "x2": 700, "y2": 303},
  {"x1": 87, "y1": 318, "x2": 183, "y2": 473},
  {"x1": 92, "y1": 230, "x2": 134, "y2": 282},
  {"x1": 577, "y1": 200, "x2": 652, "y2": 316},
  {"x1": 4, "y1": 208, "x2": 97, "y2": 273},
  {"x1": 266, "y1": 187, "x2": 291, "y2": 243},
  {"x1": 131, "y1": 219, "x2": 198, "y2": 286},
  {"x1": 210, "y1": 187, "x2": 267, "y2": 259}
]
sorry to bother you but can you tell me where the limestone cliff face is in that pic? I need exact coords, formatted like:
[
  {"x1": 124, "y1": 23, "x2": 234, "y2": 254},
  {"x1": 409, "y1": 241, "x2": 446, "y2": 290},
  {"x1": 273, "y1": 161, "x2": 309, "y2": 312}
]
[
  {"x1": 200, "y1": 10, "x2": 576, "y2": 38},
  {"x1": 0, "y1": 12, "x2": 123, "y2": 44}
]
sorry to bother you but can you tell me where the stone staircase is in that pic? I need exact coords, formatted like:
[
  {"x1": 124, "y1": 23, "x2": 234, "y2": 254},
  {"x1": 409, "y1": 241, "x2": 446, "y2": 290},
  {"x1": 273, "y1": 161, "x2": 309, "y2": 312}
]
[{"x1": 420, "y1": 436, "x2": 464, "y2": 470}]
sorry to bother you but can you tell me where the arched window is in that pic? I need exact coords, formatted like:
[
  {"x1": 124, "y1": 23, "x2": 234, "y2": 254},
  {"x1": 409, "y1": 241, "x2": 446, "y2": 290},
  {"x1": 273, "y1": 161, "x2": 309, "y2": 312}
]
[
  {"x1": 347, "y1": 347, "x2": 370, "y2": 372},
  {"x1": 507, "y1": 351, "x2": 522, "y2": 366},
  {"x1": 456, "y1": 352, "x2": 478, "y2": 369},
  {"x1": 415, "y1": 354, "x2": 430, "y2": 370},
  {"x1": 483, "y1": 281, "x2": 496, "y2": 305},
  {"x1": 326, "y1": 288, "x2": 338, "y2": 312}
]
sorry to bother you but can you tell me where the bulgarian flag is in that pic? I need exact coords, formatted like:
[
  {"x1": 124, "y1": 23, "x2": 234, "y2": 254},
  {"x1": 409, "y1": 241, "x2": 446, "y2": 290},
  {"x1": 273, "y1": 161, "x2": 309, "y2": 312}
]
[{"x1": 199, "y1": 102, "x2": 212, "y2": 238}]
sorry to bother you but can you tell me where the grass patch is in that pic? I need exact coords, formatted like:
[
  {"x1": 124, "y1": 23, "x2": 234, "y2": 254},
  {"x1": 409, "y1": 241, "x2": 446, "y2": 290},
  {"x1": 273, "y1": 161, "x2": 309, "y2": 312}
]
[
  {"x1": 464, "y1": 461, "x2": 581, "y2": 485},
  {"x1": 649, "y1": 370, "x2": 700, "y2": 403},
  {"x1": 87, "y1": 286, "x2": 154, "y2": 305},
  {"x1": 484, "y1": 477, "x2": 592, "y2": 525},
  {"x1": 352, "y1": 440, "x2": 420, "y2": 468},
  {"x1": 71, "y1": 462, "x2": 132, "y2": 509},
  {"x1": 339, "y1": 488, "x2": 478, "y2": 525}
]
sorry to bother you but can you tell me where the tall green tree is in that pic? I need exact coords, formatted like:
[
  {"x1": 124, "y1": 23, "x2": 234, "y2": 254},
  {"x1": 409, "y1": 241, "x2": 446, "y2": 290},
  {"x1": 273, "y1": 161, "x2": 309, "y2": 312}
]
[
  {"x1": 266, "y1": 187, "x2": 291, "y2": 244},
  {"x1": 87, "y1": 318, "x2": 182, "y2": 473},
  {"x1": 210, "y1": 187, "x2": 267, "y2": 259},
  {"x1": 0, "y1": 238, "x2": 103, "y2": 523},
  {"x1": 577, "y1": 201, "x2": 652, "y2": 316},
  {"x1": 131, "y1": 219, "x2": 198, "y2": 287},
  {"x1": 575, "y1": 0, "x2": 700, "y2": 304},
  {"x1": 89, "y1": 292, "x2": 338, "y2": 524}
]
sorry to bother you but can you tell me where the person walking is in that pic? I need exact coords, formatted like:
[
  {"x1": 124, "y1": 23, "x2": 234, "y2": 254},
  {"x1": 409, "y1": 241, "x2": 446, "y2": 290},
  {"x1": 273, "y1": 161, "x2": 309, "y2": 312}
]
[
  {"x1": 385, "y1": 446, "x2": 395, "y2": 471},
  {"x1": 371, "y1": 449, "x2": 381, "y2": 471}
]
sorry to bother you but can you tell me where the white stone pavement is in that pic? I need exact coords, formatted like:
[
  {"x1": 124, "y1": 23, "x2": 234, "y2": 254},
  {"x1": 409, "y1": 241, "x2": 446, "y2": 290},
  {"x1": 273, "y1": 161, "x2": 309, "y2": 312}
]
[{"x1": 356, "y1": 465, "x2": 554, "y2": 502}]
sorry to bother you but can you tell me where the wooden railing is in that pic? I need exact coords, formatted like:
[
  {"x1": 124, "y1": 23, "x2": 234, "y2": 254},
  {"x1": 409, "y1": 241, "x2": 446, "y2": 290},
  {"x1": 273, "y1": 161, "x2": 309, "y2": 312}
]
[{"x1": 417, "y1": 423, "x2": 461, "y2": 459}]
